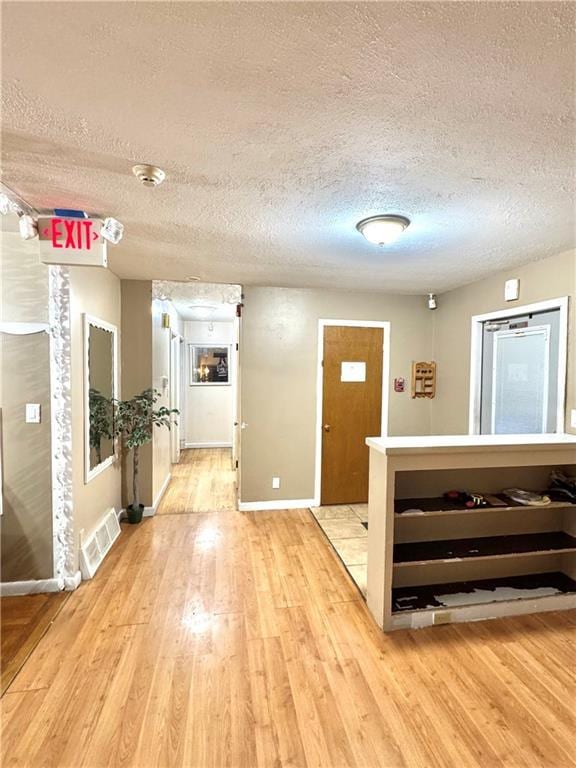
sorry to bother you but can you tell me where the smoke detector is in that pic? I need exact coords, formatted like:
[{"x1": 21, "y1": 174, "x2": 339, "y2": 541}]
[{"x1": 132, "y1": 164, "x2": 166, "y2": 187}]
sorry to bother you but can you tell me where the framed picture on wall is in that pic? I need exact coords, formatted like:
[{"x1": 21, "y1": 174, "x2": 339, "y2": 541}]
[{"x1": 189, "y1": 344, "x2": 231, "y2": 385}]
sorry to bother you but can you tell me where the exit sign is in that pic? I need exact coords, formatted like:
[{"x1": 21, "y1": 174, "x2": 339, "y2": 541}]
[{"x1": 38, "y1": 217, "x2": 107, "y2": 267}]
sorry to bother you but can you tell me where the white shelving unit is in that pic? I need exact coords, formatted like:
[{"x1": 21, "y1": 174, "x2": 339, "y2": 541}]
[{"x1": 365, "y1": 434, "x2": 576, "y2": 631}]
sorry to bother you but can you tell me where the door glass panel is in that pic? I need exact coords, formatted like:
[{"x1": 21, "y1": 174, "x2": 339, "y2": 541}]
[
  {"x1": 480, "y1": 308, "x2": 560, "y2": 434},
  {"x1": 492, "y1": 329, "x2": 549, "y2": 434}
]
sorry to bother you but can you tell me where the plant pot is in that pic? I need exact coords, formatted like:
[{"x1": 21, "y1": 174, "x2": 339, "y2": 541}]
[{"x1": 127, "y1": 504, "x2": 144, "y2": 524}]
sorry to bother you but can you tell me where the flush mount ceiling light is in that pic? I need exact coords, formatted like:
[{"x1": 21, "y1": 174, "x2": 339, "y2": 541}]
[
  {"x1": 356, "y1": 214, "x2": 410, "y2": 246},
  {"x1": 188, "y1": 304, "x2": 218, "y2": 313},
  {"x1": 132, "y1": 163, "x2": 166, "y2": 187}
]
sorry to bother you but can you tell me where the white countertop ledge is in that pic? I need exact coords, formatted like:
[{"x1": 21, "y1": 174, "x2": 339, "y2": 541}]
[{"x1": 366, "y1": 433, "x2": 576, "y2": 455}]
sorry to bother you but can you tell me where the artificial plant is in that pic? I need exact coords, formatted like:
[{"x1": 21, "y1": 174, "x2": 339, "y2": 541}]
[{"x1": 113, "y1": 389, "x2": 178, "y2": 517}]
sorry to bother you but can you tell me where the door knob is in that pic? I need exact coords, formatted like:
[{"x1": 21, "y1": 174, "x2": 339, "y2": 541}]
[{"x1": 323, "y1": 424, "x2": 331, "y2": 432}]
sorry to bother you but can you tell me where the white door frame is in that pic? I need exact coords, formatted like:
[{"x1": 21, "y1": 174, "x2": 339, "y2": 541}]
[
  {"x1": 313, "y1": 319, "x2": 391, "y2": 507},
  {"x1": 468, "y1": 296, "x2": 569, "y2": 435},
  {"x1": 170, "y1": 332, "x2": 183, "y2": 464}
]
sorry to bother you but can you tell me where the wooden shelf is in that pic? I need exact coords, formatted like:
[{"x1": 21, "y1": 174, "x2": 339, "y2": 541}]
[
  {"x1": 395, "y1": 495, "x2": 575, "y2": 518},
  {"x1": 393, "y1": 531, "x2": 576, "y2": 567},
  {"x1": 391, "y1": 571, "x2": 576, "y2": 614}
]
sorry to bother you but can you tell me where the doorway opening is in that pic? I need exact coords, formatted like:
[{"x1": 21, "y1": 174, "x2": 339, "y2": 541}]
[
  {"x1": 311, "y1": 319, "x2": 390, "y2": 600},
  {"x1": 152, "y1": 281, "x2": 242, "y2": 513},
  {"x1": 469, "y1": 297, "x2": 568, "y2": 435}
]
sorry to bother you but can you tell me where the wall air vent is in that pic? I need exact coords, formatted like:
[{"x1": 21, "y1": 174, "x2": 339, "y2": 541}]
[{"x1": 79, "y1": 508, "x2": 121, "y2": 579}]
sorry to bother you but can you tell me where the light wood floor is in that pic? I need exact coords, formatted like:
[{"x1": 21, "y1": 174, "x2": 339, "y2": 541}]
[
  {"x1": 2, "y1": 502, "x2": 575, "y2": 767},
  {"x1": 1, "y1": 592, "x2": 70, "y2": 696},
  {"x1": 157, "y1": 448, "x2": 236, "y2": 514}
]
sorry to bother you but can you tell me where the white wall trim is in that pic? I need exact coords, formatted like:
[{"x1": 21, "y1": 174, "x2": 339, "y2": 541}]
[
  {"x1": 1, "y1": 578, "x2": 63, "y2": 596},
  {"x1": 63, "y1": 570, "x2": 82, "y2": 590},
  {"x1": 0, "y1": 570, "x2": 81, "y2": 596},
  {"x1": 469, "y1": 296, "x2": 569, "y2": 435},
  {"x1": 0, "y1": 321, "x2": 50, "y2": 335},
  {"x1": 49, "y1": 266, "x2": 77, "y2": 590},
  {"x1": 313, "y1": 319, "x2": 391, "y2": 507},
  {"x1": 184, "y1": 441, "x2": 233, "y2": 449},
  {"x1": 238, "y1": 498, "x2": 316, "y2": 512}
]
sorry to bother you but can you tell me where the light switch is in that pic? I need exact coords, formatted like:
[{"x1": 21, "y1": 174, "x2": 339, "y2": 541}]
[
  {"x1": 272, "y1": 477, "x2": 280, "y2": 489},
  {"x1": 25, "y1": 403, "x2": 41, "y2": 423},
  {"x1": 571, "y1": 409, "x2": 576, "y2": 429}
]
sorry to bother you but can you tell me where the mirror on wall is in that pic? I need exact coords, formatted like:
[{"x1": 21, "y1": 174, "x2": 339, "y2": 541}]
[{"x1": 84, "y1": 314, "x2": 117, "y2": 482}]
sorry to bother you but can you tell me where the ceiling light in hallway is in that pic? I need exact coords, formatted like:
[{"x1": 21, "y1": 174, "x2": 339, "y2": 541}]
[{"x1": 356, "y1": 215, "x2": 410, "y2": 246}]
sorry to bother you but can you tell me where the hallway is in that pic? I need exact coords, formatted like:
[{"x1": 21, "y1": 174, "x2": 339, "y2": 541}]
[
  {"x1": 158, "y1": 448, "x2": 236, "y2": 514},
  {"x1": 3, "y1": 505, "x2": 575, "y2": 767}
]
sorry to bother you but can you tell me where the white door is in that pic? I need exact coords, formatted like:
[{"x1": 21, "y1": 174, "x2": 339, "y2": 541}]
[
  {"x1": 491, "y1": 326, "x2": 550, "y2": 434},
  {"x1": 170, "y1": 334, "x2": 181, "y2": 463}
]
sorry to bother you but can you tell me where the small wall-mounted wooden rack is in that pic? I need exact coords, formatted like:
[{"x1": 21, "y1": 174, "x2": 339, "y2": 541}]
[{"x1": 411, "y1": 361, "x2": 436, "y2": 398}]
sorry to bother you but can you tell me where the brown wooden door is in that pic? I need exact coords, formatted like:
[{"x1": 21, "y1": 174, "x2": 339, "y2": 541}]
[{"x1": 321, "y1": 325, "x2": 383, "y2": 505}]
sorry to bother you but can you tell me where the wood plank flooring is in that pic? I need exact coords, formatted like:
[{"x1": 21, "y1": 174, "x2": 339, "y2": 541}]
[
  {"x1": 1, "y1": 592, "x2": 70, "y2": 696},
  {"x1": 157, "y1": 448, "x2": 236, "y2": 514},
  {"x1": 2, "y1": 503, "x2": 575, "y2": 767}
]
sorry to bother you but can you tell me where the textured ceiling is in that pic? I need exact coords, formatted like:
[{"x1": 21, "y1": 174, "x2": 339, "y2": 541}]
[
  {"x1": 153, "y1": 281, "x2": 240, "y2": 321},
  {"x1": 2, "y1": 2, "x2": 575, "y2": 293}
]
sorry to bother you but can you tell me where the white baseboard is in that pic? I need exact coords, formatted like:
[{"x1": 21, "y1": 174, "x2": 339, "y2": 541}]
[
  {"x1": 63, "y1": 570, "x2": 82, "y2": 590},
  {"x1": 184, "y1": 442, "x2": 232, "y2": 449},
  {"x1": 238, "y1": 498, "x2": 316, "y2": 512},
  {"x1": 1, "y1": 570, "x2": 82, "y2": 596},
  {"x1": 120, "y1": 473, "x2": 172, "y2": 519}
]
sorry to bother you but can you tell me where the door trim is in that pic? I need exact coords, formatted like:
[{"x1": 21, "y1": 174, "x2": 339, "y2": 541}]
[
  {"x1": 313, "y1": 319, "x2": 391, "y2": 507},
  {"x1": 468, "y1": 296, "x2": 569, "y2": 435}
]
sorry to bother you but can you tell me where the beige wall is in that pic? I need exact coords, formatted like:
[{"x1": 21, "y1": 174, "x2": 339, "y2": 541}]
[
  {"x1": 1, "y1": 221, "x2": 124, "y2": 581},
  {"x1": 69, "y1": 266, "x2": 122, "y2": 563},
  {"x1": 431, "y1": 249, "x2": 576, "y2": 435},
  {"x1": 121, "y1": 280, "x2": 153, "y2": 507},
  {"x1": 0, "y1": 227, "x2": 53, "y2": 581},
  {"x1": 240, "y1": 286, "x2": 433, "y2": 503}
]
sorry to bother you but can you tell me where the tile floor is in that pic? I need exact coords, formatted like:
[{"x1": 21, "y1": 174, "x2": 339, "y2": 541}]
[{"x1": 309, "y1": 504, "x2": 368, "y2": 596}]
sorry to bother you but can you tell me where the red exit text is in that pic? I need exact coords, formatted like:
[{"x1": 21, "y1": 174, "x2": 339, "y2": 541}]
[{"x1": 41, "y1": 218, "x2": 100, "y2": 250}]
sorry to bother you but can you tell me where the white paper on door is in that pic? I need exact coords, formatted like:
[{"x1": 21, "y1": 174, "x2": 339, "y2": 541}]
[{"x1": 341, "y1": 361, "x2": 366, "y2": 382}]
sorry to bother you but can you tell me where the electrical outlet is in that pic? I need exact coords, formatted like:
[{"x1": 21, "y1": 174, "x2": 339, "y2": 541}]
[
  {"x1": 433, "y1": 611, "x2": 452, "y2": 625},
  {"x1": 571, "y1": 409, "x2": 576, "y2": 429},
  {"x1": 272, "y1": 477, "x2": 280, "y2": 489}
]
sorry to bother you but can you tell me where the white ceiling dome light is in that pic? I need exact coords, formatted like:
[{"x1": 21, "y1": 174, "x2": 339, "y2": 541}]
[
  {"x1": 356, "y1": 215, "x2": 410, "y2": 246},
  {"x1": 132, "y1": 163, "x2": 166, "y2": 187}
]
